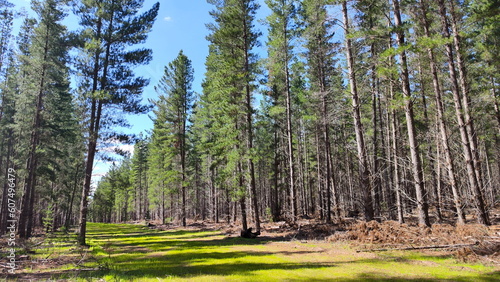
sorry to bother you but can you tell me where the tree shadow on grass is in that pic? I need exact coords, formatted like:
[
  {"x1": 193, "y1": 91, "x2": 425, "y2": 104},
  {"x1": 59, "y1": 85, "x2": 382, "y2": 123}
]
[
  {"x1": 78, "y1": 229, "x2": 336, "y2": 280},
  {"x1": 19, "y1": 224, "x2": 499, "y2": 281},
  {"x1": 89, "y1": 229, "x2": 223, "y2": 241},
  {"x1": 90, "y1": 228, "x2": 288, "y2": 254},
  {"x1": 69, "y1": 254, "x2": 500, "y2": 282},
  {"x1": 86, "y1": 260, "x2": 338, "y2": 280}
]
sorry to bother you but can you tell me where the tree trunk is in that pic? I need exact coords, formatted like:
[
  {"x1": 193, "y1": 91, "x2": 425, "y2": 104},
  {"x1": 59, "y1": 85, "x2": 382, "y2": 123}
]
[
  {"x1": 392, "y1": 0, "x2": 430, "y2": 227},
  {"x1": 272, "y1": 127, "x2": 281, "y2": 221},
  {"x1": 492, "y1": 77, "x2": 500, "y2": 193},
  {"x1": 371, "y1": 64, "x2": 381, "y2": 218},
  {"x1": 390, "y1": 88, "x2": 404, "y2": 224},
  {"x1": 0, "y1": 125, "x2": 13, "y2": 233},
  {"x1": 437, "y1": 0, "x2": 490, "y2": 225},
  {"x1": 417, "y1": 59, "x2": 441, "y2": 222},
  {"x1": 343, "y1": 1, "x2": 374, "y2": 221},
  {"x1": 18, "y1": 21, "x2": 54, "y2": 238},
  {"x1": 242, "y1": 19, "x2": 261, "y2": 232},
  {"x1": 181, "y1": 114, "x2": 187, "y2": 227},
  {"x1": 284, "y1": 46, "x2": 297, "y2": 223},
  {"x1": 65, "y1": 163, "x2": 81, "y2": 229},
  {"x1": 420, "y1": 0, "x2": 464, "y2": 224},
  {"x1": 449, "y1": 0, "x2": 484, "y2": 191},
  {"x1": 78, "y1": 100, "x2": 102, "y2": 245}
]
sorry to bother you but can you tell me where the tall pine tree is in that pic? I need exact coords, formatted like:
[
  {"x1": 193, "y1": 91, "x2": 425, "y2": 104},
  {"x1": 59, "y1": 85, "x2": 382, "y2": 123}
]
[
  {"x1": 150, "y1": 50, "x2": 194, "y2": 227},
  {"x1": 73, "y1": 0, "x2": 159, "y2": 245}
]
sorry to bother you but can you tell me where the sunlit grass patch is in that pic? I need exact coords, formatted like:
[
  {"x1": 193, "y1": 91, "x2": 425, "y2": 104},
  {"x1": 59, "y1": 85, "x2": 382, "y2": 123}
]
[{"x1": 16, "y1": 222, "x2": 500, "y2": 281}]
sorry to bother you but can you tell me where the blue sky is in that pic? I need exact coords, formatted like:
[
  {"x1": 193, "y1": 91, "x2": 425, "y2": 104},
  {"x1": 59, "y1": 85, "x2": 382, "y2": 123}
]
[{"x1": 13, "y1": 0, "x2": 271, "y2": 184}]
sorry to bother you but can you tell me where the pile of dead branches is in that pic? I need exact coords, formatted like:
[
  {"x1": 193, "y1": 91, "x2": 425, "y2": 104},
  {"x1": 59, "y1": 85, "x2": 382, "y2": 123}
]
[{"x1": 328, "y1": 220, "x2": 500, "y2": 264}]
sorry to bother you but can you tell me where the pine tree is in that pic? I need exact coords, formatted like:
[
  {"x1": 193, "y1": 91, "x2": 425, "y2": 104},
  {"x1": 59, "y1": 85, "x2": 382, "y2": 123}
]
[
  {"x1": 302, "y1": 0, "x2": 341, "y2": 222},
  {"x1": 265, "y1": 0, "x2": 299, "y2": 222},
  {"x1": 437, "y1": 0, "x2": 489, "y2": 225},
  {"x1": 0, "y1": 0, "x2": 15, "y2": 234},
  {"x1": 470, "y1": 0, "x2": 500, "y2": 200},
  {"x1": 73, "y1": 0, "x2": 159, "y2": 245},
  {"x1": 203, "y1": 0, "x2": 261, "y2": 232},
  {"x1": 392, "y1": 0, "x2": 430, "y2": 227},
  {"x1": 342, "y1": 0, "x2": 374, "y2": 222},
  {"x1": 416, "y1": 0, "x2": 465, "y2": 224},
  {"x1": 15, "y1": 0, "x2": 73, "y2": 238},
  {"x1": 150, "y1": 50, "x2": 194, "y2": 227},
  {"x1": 132, "y1": 138, "x2": 149, "y2": 221}
]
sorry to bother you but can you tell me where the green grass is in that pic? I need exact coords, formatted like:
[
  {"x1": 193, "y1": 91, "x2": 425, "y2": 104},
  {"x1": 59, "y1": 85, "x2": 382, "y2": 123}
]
[{"x1": 13, "y1": 222, "x2": 500, "y2": 281}]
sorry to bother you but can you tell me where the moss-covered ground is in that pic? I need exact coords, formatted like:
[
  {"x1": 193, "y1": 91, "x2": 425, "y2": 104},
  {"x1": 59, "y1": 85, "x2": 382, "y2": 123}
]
[{"x1": 5, "y1": 222, "x2": 500, "y2": 281}]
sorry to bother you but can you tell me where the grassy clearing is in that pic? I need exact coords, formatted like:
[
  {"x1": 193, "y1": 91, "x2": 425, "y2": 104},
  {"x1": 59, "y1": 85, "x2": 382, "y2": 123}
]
[{"x1": 7, "y1": 222, "x2": 500, "y2": 281}]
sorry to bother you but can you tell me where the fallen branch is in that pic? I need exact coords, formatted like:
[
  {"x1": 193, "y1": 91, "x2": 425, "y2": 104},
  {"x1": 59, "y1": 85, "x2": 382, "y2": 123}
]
[
  {"x1": 74, "y1": 249, "x2": 89, "y2": 266},
  {"x1": 357, "y1": 242, "x2": 479, "y2": 253}
]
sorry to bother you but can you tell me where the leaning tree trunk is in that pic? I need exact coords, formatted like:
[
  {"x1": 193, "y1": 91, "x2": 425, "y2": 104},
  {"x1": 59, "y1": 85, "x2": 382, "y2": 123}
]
[
  {"x1": 449, "y1": 0, "x2": 484, "y2": 191},
  {"x1": 419, "y1": 0, "x2": 464, "y2": 224},
  {"x1": 437, "y1": 0, "x2": 490, "y2": 225}
]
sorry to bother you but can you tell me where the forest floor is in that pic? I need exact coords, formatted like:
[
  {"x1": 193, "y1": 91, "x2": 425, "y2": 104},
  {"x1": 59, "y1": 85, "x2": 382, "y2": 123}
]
[{"x1": 1, "y1": 216, "x2": 500, "y2": 281}]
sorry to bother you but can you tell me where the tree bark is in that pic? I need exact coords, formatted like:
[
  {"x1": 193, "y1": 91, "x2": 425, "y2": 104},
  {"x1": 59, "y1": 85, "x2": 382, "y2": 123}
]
[
  {"x1": 78, "y1": 13, "x2": 104, "y2": 245},
  {"x1": 437, "y1": 0, "x2": 490, "y2": 225},
  {"x1": 392, "y1": 0, "x2": 430, "y2": 227},
  {"x1": 448, "y1": 0, "x2": 483, "y2": 191},
  {"x1": 419, "y1": 0, "x2": 464, "y2": 224},
  {"x1": 343, "y1": 1, "x2": 374, "y2": 221},
  {"x1": 181, "y1": 104, "x2": 187, "y2": 227},
  {"x1": 284, "y1": 37, "x2": 297, "y2": 223},
  {"x1": 19, "y1": 29, "x2": 49, "y2": 238},
  {"x1": 242, "y1": 11, "x2": 261, "y2": 232}
]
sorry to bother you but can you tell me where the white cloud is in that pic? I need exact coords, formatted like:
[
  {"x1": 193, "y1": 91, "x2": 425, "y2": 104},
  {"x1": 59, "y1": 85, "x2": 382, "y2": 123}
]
[
  {"x1": 164, "y1": 16, "x2": 172, "y2": 22},
  {"x1": 118, "y1": 144, "x2": 135, "y2": 155},
  {"x1": 101, "y1": 140, "x2": 135, "y2": 156}
]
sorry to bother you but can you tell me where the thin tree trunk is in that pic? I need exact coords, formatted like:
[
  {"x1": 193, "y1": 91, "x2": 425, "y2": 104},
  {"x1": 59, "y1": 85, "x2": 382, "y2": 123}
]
[
  {"x1": 343, "y1": 1, "x2": 373, "y2": 221},
  {"x1": 65, "y1": 163, "x2": 81, "y2": 229},
  {"x1": 328, "y1": 138, "x2": 341, "y2": 221},
  {"x1": 390, "y1": 91, "x2": 404, "y2": 224},
  {"x1": 181, "y1": 112, "x2": 187, "y2": 227},
  {"x1": 211, "y1": 165, "x2": 219, "y2": 223},
  {"x1": 322, "y1": 95, "x2": 333, "y2": 222},
  {"x1": 243, "y1": 30, "x2": 260, "y2": 233},
  {"x1": 392, "y1": 0, "x2": 430, "y2": 227},
  {"x1": 18, "y1": 22, "x2": 53, "y2": 238},
  {"x1": 417, "y1": 59, "x2": 441, "y2": 222},
  {"x1": 272, "y1": 127, "x2": 280, "y2": 221},
  {"x1": 315, "y1": 129, "x2": 324, "y2": 220},
  {"x1": 0, "y1": 129, "x2": 13, "y2": 234},
  {"x1": 437, "y1": 0, "x2": 489, "y2": 225},
  {"x1": 285, "y1": 48, "x2": 297, "y2": 223},
  {"x1": 372, "y1": 64, "x2": 381, "y2": 218},
  {"x1": 382, "y1": 89, "x2": 395, "y2": 220},
  {"x1": 449, "y1": 0, "x2": 483, "y2": 190},
  {"x1": 78, "y1": 13, "x2": 105, "y2": 245},
  {"x1": 419, "y1": 0, "x2": 464, "y2": 224},
  {"x1": 386, "y1": 20, "x2": 404, "y2": 224},
  {"x1": 492, "y1": 77, "x2": 500, "y2": 193}
]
